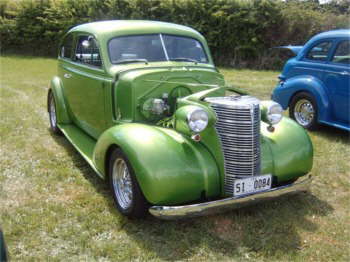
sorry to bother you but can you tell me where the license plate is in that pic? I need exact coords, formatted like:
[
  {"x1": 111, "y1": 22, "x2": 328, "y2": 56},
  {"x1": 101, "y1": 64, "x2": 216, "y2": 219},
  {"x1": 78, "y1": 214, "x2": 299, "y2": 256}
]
[{"x1": 233, "y1": 174, "x2": 272, "y2": 196}]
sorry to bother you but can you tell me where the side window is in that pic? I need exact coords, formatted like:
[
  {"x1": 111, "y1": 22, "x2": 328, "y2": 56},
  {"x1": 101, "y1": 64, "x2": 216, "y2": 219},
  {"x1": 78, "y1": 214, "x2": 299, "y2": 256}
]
[
  {"x1": 331, "y1": 40, "x2": 350, "y2": 65},
  {"x1": 60, "y1": 34, "x2": 73, "y2": 59},
  {"x1": 306, "y1": 41, "x2": 332, "y2": 61},
  {"x1": 75, "y1": 35, "x2": 102, "y2": 67}
]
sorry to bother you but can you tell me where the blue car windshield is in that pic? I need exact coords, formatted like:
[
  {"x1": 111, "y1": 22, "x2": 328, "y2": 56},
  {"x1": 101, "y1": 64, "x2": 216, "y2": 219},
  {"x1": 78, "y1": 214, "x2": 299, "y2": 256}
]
[{"x1": 108, "y1": 34, "x2": 209, "y2": 64}]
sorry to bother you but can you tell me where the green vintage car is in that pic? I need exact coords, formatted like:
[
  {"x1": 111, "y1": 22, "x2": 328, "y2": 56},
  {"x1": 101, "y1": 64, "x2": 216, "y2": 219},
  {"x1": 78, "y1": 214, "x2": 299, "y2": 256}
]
[{"x1": 48, "y1": 20, "x2": 313, "y2": 219}]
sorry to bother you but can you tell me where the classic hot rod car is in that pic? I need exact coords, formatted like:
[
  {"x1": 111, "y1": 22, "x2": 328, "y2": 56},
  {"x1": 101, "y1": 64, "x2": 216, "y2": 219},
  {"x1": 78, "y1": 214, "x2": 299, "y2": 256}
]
[
  {"x1": 48, "y1": 20, "x2": 313, "y2": 219},
  {"x1": 272, "y1": 29, "x2": 350, "y2": 131}
]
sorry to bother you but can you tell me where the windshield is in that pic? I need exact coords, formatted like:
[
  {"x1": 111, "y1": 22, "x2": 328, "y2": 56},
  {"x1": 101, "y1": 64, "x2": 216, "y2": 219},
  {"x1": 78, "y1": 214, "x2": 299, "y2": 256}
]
[{"x1": 108, "y1": 34, "x2": 209, "y2": 64}]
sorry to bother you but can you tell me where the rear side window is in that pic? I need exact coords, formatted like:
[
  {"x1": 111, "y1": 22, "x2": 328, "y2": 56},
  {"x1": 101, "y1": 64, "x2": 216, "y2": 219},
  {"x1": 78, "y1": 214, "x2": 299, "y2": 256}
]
[
  {"x1": 75, "y1": 35, "x2": 102, "y2": 67},
  {"x1": 332, "y1": 40, "x2": 350, "y2": 64},
  {"x1": 60, "y1": 34, "x2": 74, "y2": 59},
  {"x1": 306, "y1": 41, "x2": 332, "y2": 61}
]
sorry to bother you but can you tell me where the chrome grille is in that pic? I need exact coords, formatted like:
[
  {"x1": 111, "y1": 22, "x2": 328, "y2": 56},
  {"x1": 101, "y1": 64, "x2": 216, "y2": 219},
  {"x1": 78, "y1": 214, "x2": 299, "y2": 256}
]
[{"x1": 205, "y1": 96, "x2": 261, "y2": 195}]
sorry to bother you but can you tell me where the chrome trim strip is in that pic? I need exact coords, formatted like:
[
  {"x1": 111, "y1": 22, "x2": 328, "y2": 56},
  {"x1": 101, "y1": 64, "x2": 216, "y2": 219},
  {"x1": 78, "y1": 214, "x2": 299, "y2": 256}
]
[
  {"x1": 294, "y1": 66, "x2": 350, "y2": 75},
  {"x1": 149, "y1": 175, "x2": 312, "y2": 220}
]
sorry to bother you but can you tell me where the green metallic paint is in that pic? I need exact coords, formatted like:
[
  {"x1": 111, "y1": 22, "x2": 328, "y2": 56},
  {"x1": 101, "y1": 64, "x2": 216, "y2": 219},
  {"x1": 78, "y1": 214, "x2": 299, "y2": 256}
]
[
  {"x1": 113, "y1": 67, "x2": 225, "y2": 123},
  {"x1": 260, "y1": 118, "x2": 313, "y2": 181},
  {"x1": 58, "y1": 58, "x2": 113, "y2": 139},
  {"x1": 67, "y1": 20, "x2": 215, "y2": 73},
  {"x1": 93, "y1": 123, "x2": 220, "y2": 205},
  {"x1": 173, "y1": 87, "x2": 313, "y2": 196},
  {"x1": 49, "y1": 77, "x2": 71, "y2": 124},
  {"x1": 51, "y1": 21, "x2": 313, "y2": 206},
  {"x1": 58, "y1": 124, "x2": 101, "y2": 177}
]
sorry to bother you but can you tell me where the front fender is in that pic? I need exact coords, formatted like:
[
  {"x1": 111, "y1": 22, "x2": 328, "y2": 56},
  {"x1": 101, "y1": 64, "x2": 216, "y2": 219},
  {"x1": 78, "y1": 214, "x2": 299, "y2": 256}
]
[
  {"x1": 272, "y1": 76, "x2": 330, "y2": 121},
  {"x1": 261, "y1": 117, "x2": 313, "y2": 182},
  {"x1": 49, "y1": 76, "x2": 71, "y2": 124},
  {"x1": 93, "y1": 123, "x2": 220, "y2": 205}
]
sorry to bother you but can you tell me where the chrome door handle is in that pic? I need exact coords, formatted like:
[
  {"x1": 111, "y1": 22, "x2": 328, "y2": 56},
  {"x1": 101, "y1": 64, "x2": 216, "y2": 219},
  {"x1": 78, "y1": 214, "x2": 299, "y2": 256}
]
[{"x1": 64, "y1": 73, "x2": 72, "y2": 79}]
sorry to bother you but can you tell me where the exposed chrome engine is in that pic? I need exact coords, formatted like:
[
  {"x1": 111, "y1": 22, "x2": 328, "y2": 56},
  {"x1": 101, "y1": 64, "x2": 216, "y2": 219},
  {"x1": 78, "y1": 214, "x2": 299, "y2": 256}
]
[{"x1": 205, "y1": 96, "x2": 261, "y2": 195}]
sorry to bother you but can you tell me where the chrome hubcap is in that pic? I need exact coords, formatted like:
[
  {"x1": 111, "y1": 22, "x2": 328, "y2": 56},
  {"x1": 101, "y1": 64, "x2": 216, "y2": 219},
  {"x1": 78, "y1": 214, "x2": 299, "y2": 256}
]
[
  {"x1": 294, "y1": 99, "x2": 314, "y2": 126},
  {"x1": 49, "y1": 96, "x2": 57, "y2": 128},
  {"x1": 112, "y1": 158, "x2": 133, "y2": 209}
]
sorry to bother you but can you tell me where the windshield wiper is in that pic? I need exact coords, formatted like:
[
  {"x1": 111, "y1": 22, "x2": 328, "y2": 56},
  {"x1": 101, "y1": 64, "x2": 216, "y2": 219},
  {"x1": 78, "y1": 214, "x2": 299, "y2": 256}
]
[
  {"x1": 169, "y1": 57, "x2": 198, "y2": 64},
  {"x1": 113, "y1": 59, "x2": 148, "y2": 65}
]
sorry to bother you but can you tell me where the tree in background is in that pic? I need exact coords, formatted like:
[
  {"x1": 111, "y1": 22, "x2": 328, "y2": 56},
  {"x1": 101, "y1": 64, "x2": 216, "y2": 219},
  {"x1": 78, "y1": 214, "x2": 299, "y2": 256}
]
[{"x1": 0, "y1": 0, "x2": 348, "y2": 69}]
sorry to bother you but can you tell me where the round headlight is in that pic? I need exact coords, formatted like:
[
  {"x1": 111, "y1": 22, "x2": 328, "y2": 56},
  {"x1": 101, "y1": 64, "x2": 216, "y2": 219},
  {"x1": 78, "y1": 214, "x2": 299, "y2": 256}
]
[
  {"x1": 267, "y1": 102, "x2": 283, "y2": 125},
  {"x1": 187, "y1": 108, "x2": 209, "y2": 133}
]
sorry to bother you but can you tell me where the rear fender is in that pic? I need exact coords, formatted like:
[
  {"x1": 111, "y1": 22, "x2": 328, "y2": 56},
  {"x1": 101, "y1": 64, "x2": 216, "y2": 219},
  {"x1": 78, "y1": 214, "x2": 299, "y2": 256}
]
[
  {"x1": 49, "y1": 76, "x2": 71, "y2": 124},
  {"x1": 275, "y1": 76, "x2": 330, "y2": 121},
  {"x1": 93, "y1": 123, "x2": 220, "y2": 205}
]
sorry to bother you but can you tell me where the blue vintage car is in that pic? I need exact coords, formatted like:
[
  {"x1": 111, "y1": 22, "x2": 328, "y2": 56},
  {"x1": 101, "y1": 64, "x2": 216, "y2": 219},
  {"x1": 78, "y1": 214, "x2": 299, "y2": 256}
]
[{"x1": 272, "y1": 29, "x2": 350, "y2": 131}]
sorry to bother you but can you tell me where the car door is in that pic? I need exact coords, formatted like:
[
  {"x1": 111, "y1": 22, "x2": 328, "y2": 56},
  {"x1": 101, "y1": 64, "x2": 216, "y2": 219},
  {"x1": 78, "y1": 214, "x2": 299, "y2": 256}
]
[
  {"x1": 61, "y1": 33, "x2": 107, "y2": 139},
  {"x1": 322, "y1": 39, "x2": 350, "y2": 124},
  {"x1": 58, "y1": 33, "x2": 79, "y2": 121},
  {"x1": 297, "y1": 39, "x2": 334, "y2": 81}
]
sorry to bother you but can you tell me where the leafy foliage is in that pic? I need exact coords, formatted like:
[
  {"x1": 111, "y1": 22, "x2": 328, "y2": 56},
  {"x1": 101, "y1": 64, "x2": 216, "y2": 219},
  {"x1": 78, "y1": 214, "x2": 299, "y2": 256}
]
[{"x1": 0, "y1": 0, "x2": 348, "y2": 68}]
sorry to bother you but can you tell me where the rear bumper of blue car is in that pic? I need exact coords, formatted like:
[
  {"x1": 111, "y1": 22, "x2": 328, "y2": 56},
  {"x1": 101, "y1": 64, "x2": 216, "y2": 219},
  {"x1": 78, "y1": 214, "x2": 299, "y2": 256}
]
[{"x1": 272, "y1": 83, "x2": 290, "y2": 110}]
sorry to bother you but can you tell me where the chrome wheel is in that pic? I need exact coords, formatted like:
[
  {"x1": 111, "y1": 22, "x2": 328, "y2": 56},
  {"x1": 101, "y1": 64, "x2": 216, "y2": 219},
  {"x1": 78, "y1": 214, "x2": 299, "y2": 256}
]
[
  {"x1": 294, "y1": 99, "x2": 314, "y2": 126},
  {"x1": 112, "y1": 158, "x2": 133, "y2": 210},
  {"x1": 49, "y1": 95, "x2": 57, "y2": 128}
]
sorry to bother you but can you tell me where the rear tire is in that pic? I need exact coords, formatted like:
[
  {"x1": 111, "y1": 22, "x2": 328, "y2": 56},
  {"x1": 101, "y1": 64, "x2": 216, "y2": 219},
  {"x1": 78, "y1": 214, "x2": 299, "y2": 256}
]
[
  {"x1": 108, "y1": 148, "x2": 148, "y2": 218},
  {"x1": 289, "y1": 92, "x2": 319, "y2": 130},
  {"x1": 48, "y1": 91, "x2": 62, "y2": 135}
]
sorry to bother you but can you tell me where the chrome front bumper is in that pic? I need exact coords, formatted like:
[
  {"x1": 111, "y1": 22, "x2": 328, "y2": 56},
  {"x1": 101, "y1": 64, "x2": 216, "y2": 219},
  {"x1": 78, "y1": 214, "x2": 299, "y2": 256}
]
[{"x1": 149, "y1": 175, "x2": 312, "y2": 220}]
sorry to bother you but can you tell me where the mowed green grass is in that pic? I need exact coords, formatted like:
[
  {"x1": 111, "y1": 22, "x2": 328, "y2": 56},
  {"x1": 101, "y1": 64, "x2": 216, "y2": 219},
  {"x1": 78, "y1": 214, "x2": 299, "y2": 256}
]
[{"x1": 0, "y1": 55, "x2": 349, "y2": 261}]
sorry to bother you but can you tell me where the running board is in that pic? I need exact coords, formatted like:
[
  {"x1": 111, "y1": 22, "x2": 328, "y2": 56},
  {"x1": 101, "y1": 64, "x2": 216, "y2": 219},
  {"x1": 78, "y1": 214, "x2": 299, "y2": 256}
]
[{"x1": 58, "y1": 124, "x2": 102, "y2": 177}]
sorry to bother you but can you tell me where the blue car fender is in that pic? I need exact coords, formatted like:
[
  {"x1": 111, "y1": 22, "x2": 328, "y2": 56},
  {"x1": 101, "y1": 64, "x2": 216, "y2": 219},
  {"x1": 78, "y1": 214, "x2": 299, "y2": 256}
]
[{"x1": 273, "y1": 75, "x2": 331, "y2": 121}]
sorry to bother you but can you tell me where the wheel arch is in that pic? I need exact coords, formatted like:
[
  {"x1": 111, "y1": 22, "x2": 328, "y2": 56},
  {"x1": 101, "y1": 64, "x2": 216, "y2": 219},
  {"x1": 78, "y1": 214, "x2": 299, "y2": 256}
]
[
  {"x1": 93, "y1": 123, "x2": 220, "y2": 205},
  {"x1": 104, "y1": 144, "x2": 120, "y2": 182},
  {"x1": 285, "y1": 77, "x2": 330, "y2": 122},
  {"x1": 49, "y1": 76, "x2": 71, "y2": 124}
]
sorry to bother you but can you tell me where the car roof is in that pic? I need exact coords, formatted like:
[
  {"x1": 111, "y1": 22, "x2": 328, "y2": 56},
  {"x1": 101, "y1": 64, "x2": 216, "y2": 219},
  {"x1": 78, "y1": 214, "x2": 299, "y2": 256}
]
[
  {"x1": 311, "y1": 29, "x2": 350, "y2": 41},
  {"x1": 68, "y1": 20, "x2": 204, "y2": 41}
]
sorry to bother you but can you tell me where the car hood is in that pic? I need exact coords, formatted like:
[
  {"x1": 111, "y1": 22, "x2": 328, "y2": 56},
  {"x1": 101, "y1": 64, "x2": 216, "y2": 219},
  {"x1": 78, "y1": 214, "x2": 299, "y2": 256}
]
[{"x1": 113, "y1": 65, "x2": 226, "y2": 122}]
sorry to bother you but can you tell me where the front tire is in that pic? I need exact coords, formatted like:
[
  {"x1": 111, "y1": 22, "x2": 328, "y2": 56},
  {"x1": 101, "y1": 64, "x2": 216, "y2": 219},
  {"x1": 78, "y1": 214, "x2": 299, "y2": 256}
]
[
  {"x1": 108, "y1": 148, "x2": 148, "y2": 218},
  {"x1": 48, "y1": 91, "x2": 62, "y2": 135},
  {"x1": 289, "y1": 92, "x2": 319, "y2": 130}
]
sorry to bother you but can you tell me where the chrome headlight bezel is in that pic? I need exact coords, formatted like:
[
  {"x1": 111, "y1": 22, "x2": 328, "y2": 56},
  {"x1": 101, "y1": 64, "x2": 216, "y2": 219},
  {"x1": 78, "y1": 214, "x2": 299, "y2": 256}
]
[
  {"x1": 266, "y1": 102, "x2": 283, "y2": 125},
  {"x1": 187, "y1": 108, "x2": 209, "y2": 133}
]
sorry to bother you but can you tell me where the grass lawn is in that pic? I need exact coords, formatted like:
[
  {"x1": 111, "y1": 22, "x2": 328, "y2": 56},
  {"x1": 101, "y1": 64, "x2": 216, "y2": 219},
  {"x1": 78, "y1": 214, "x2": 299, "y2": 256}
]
[{"x1": 1, "y1": 55, "x2": 349, "y2": 261}]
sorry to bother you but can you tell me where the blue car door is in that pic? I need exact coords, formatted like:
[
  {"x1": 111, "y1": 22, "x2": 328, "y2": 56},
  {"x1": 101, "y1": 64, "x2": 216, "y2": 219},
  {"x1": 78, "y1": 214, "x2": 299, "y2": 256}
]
[
  {"x1": 322, "y1": 39, "x2": 350, "y2": 124},
  {"x1": 299, "y1": 39, "x2": 333, "y2": 82}
]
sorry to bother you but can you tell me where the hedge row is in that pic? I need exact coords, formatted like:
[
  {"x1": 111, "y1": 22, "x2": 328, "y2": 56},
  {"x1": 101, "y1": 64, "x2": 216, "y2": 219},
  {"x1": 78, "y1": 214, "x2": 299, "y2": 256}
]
[{"x1": 1, "y1": 0, "x2": 349, "y2": 69}]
